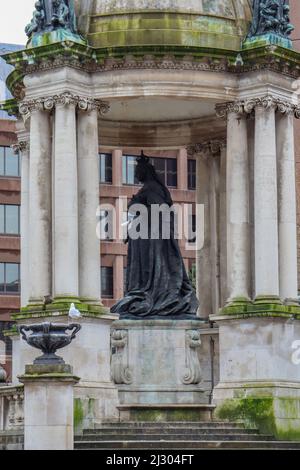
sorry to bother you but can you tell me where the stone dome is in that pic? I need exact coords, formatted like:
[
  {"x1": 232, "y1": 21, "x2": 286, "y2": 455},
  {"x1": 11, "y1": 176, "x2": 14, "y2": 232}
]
[{"x1": 74, "y1": 0, "x2": 252, "y2": 51}]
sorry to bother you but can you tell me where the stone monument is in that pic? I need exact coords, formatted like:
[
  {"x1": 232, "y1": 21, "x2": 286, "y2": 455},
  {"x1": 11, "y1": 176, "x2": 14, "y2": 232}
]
[{"x1": 110, "y1": 154, "x2": 213, "y2": 421}]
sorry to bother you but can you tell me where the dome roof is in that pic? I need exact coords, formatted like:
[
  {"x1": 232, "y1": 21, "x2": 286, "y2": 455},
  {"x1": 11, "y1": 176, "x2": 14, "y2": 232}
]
[{"x1": 74, "y1": 0, "x2": 252, "y2": 51}]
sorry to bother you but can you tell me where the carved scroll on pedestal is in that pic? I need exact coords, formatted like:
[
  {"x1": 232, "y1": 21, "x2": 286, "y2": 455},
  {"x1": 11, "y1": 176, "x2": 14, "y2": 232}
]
[
  {"x1": 111, "y1": 329, "x2": 133, "y2": 385},
  {"x1": 182, "y1": 330, "x2": 202, "y2": 385}
]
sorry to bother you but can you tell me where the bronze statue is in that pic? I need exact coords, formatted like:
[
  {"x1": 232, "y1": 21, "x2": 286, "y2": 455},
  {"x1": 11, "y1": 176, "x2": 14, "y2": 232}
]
[
  {"x1": 248, "y1": 0, "x2": 294, "y2": 38},
  {"x1": 111, "y1": 153, "x2": 199, "y2": 320}
]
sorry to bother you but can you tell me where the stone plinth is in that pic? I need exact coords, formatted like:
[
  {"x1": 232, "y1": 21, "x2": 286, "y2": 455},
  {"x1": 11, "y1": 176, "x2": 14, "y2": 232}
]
[
  {"x1": 111, "y1": 320, "x2": 206, "y2": 412},
  {"x1": 212, "y1": 315, "x2": 300, "y2": 440},
  {"x1": 19, "y1": 364, "x2": 79, "y2": 450}
]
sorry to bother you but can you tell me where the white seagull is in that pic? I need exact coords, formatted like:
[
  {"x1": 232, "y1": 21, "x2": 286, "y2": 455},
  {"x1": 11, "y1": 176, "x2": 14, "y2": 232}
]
[{"x1": 69, "y1": 303, "x2": 82, "y2": 320}]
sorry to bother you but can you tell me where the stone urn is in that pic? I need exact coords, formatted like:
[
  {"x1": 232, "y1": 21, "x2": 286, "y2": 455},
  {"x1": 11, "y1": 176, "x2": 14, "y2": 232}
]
[{"x1": 19, "y1": 322, "x2": 81, "y2": 365}]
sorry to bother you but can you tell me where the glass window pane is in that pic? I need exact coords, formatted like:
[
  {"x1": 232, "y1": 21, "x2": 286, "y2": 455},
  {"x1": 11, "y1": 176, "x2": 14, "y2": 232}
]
[
  {"x1": 99, "y1": 153, "x2": 112, "y2": 183},
  {"x1": 0, "y1": 147, "x2": 4, "y2": 176},
  {"x1": 122, "y1": 156, "x2": 127, "y2": 184},
  {"x1": 0, "y1": 263, "x2": 4, "y2": 293},
  {"x1": 5, "y1": 147, "x2": 19, "y2": 177},
  {"x1": 99, "y1": 210, "x2": 114, "y2": 240},
  {"x1": 127, "y1": 157, "x2": 135, "y2": 185},
  {"x1": 5, "y1": 205, "x2": 19, "y2": 234},
  {"x1": 5, "y1": 263, "x2": 19, "y2": 293},
  {"x1": 167, "y1": 158, "x2": 177, "y2": 187},
  {"x1": 152, "y1": 158, "x2": 165, "y2": 184},
  {"x1": 101, "y1": 267, "x2": 113, "y2": 298},
  {"x1": 127, "y1": 157, "x2": 136, "y2": 185},
  {"x1": 188, "y1": 159, "x2": 196, "y2": 190},
  {"x1": 0, "y1": 205, "x2": 4, "y2": 233}
]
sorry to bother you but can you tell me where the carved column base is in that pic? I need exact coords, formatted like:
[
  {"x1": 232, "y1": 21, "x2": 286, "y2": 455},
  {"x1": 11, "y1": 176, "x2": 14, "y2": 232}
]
[{"x1": 111, "y1": 320, "x2": 209, "y2": 407}]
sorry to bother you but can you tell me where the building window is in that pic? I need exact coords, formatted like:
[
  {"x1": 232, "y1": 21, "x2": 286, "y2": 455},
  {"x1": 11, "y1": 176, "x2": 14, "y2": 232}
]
[
  {"x1": 123, "y1": 155, "x2": 139, "y2": 185},
  {"x1": 188, "y1": 159, "x2": 196, "y2": 190},
  {"x1": 0, "y1": 205, "x2": 20, "y2": 235},
  {"x1": 0, "y1": 146, "x2": 20, "y2": 177},
  {"x1": 150, "y1": 157, "x2": 177, "y2": 188},
  {"x1": 101, "y1": 267, "x2": 113, "y2": 298},
  {"x1": 0, "y1": 263, "x2": 20, "y2": 294},
  {"x1": 99, "y1": 210, "x2": 114, "y2": 241},
  {"x1": 99, "y1": 153, "x2": 112, "y2": 183},
  {"x1": 187, "y1": 213, "x2": 196, "y2": 243}
]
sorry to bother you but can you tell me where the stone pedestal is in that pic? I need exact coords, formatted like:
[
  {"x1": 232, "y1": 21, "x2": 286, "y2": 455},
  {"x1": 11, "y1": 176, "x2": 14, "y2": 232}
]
[
  {"x1": 19, "y1": 364, "x2": 79, "y2": 450},
  {"x1": 10, "y1": 315, "x2": 119, "y2": 428},
  {"x1": 212, "y1": 315, "x2": 300, "y2": 440},
  {"x1": 111, "y1": 320, "x2": 210, "y2": 420}
]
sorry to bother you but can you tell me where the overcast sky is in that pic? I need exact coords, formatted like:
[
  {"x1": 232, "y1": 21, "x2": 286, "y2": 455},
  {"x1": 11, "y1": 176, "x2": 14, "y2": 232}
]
[{"x1": 0, "y1": 0, "x2": 36, "y2": 45}]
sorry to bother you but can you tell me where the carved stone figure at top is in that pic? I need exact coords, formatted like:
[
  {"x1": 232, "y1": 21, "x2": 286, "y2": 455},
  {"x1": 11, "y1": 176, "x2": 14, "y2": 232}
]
[
  {"x1": 25, "y1": 0, "x2": 46, "y2": 37},
  {"x1": 25, "y1": 0, "x2": 78, "y2": 38},
  {"x1": 52, "y1": 0, "x2": 76, "y2": 33},
  {"x1": 248, "y1": 0, "x2": 294, "y2": 39}
]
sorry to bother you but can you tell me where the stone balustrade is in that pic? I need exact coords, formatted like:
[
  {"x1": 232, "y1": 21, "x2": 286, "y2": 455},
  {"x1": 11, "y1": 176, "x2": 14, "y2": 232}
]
[{"x1": 0, "y1": 385, "x2": 24, "y2": 432}]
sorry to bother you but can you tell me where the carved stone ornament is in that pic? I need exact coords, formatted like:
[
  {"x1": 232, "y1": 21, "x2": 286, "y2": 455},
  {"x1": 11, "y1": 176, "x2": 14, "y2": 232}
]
[
  {"x1": 182, "y1": 330, "x2": 202, "y2": 385},
  {"x1": 216, "y1": 96, "x2": 300, "y2": 119},
  {"x1": 11, "y1": 141, "x2": 29, "y2": 155},
  {"x1": 19, "y1": 93, "x2": 110, "y2": 116},
  {"x1": 111, "y1": 329, "x2": 133, "y2": 385},
  {"x1": 187, "y1": 139, "x2": 226, "y2": 156},
  {"x1": 248, "y1": 0, "x2": 294, "y2": 39},
  {"x1": 25, "y1": 0, "x2": 78, "y2": 38}
]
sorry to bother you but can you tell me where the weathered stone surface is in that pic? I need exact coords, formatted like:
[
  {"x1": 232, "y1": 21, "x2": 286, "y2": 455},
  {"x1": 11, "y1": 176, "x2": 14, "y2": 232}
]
[
  {"x1": 111, "y1": 320, "x2": 209, "y2": 405},
  {"x1": 74, "y1": 0, "x2": 252, "y2": 50}
]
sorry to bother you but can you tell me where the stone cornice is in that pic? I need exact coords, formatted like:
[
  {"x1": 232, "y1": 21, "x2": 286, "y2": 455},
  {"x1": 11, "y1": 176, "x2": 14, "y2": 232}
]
[
  {"x1": 19, "y1": 93, "x2": 110, "y2": 117},
  {"x1": 187, "y1": 139, "x2": 226, "y2": 156},
  {"x1": 3, "y1": 41, "x2": 300, "y2": 100},
  {"x1": 216, "y1": 95, "x2": 299, "y2": 119}
]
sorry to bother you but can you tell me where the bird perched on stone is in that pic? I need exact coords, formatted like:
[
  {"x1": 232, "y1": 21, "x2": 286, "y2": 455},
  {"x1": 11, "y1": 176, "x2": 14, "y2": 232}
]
[
  {"x1": 43, "y1": 294, "x2": 53, "y2": 306},
  {"x1": 69, "y1": 303, "x2": 81, "y2": 319}
]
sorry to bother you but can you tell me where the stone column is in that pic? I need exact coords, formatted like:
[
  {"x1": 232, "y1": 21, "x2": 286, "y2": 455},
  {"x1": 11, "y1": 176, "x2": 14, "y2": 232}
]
[
  {"x1": 225, "y1": 104, "x2": 250, "y2": 304},
  {"x1": 219, "y1": 144, "x2": 227, "y2": 306},
  {"x1": 12, "y1": 137, "x2": 30, "y2": 308},
  {"x1": 19, "y1": 102, "x2": 52, "y2": 305},
  {"x1": 53, "y1": 94, "x2": 79, "y2": 300},
  {"x1": 77, "y1": 105, "x2": 101, "y2": 303},
  {"x1": 177, "y1": 148, "x2": 188, "y2": 190},
  {"x1": 19, "y1": 364, "x2": 79, "y2": 450},
  {"x1": 209, "y1": 145, "x2": 221, "y2": 314},
  {"x1": 194, "y1": 147, "x2": 212, "y2": 318},
  {"x1": 251, "y1": 97, "x2": 280, "y2": 301},
  {"x1": 277, "y1": 105, "x2": 298, "y2": 303}
]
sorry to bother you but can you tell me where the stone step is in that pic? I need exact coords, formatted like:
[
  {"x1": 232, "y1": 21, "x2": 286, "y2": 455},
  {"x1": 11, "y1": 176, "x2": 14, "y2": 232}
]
[
  {"x1": 76, "y1": 433, "x2": 273, "y2": 442},
  {"x1": 74, "y1": 440, "x2": 300, "y2": 450},
  {"x1": 82, "y1": 427, "x2": 259, "y2": 436}
]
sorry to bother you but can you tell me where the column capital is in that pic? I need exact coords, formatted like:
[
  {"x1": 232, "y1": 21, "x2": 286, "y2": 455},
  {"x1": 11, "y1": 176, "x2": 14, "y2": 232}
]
[
  {"x1": 187, "y1": 139, "x2": 226, "y2": 157},
  {"x1": 19, "y1": 94, "x2": 110, "y2": 117},
  {"x1": 216, "y1": 95, "x2": 298, "y2": 118},
  {"x1": 216, "y1": 102, "x2": 244, "y2": 119}
]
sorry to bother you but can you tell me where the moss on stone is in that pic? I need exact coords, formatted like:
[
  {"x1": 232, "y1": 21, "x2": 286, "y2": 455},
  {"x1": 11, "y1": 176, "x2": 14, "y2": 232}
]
[
  {"x1": 216, "y1": 397, "x2": 300, "y2": 440},
  {"x1": 216, "y1": 398, "x2": 276, "y2": 435},
  {"x1": 219, "y1": 301, "x2": 300, "y2": 318},
  {"x1": 74, "y1": 398, "x2": 84, "y2": 431}
]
